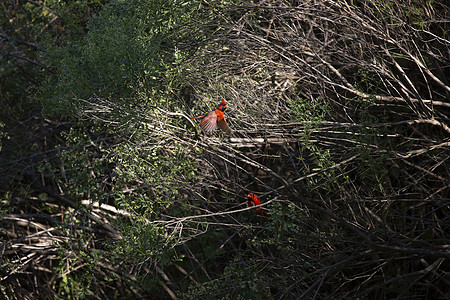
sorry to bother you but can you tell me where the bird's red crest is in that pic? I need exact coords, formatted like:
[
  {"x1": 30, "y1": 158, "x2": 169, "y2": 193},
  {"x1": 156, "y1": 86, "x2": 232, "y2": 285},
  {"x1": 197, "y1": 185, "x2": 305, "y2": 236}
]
[{"x1": 218, "y1": 99, "x2": 227, "y2": 112}]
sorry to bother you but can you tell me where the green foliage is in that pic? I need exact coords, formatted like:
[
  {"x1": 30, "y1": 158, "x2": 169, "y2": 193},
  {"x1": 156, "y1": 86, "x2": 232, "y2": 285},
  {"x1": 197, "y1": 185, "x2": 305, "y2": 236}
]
[
  {"x1": 54, "y1": 120, "x2": 196, "y2": 243},
  {"x1": 288, "y1": 95, "x2": 341, "y2": 192},
  {"x1": 0, "y1": 0, "x2": 105, "y2": 109},
  {"x1": 2, "y1": 0, "x2": 203, "y2": 298},
  {"x1": 39, "y1": 0, "x2": 203, "y2": 115},
  {"x1": 187, "y1": 261, "x2": 273, "y2": 299},
  {"x1": 48, "y1": 206, "x2": 106, "y2": 299},
  {"x1": 355, "y1": 66, "x2": 380, "y2": 95},
  {"x1": 0, "y1": 2, "x2": 45, "y2": 101},
  {"x1": 288, "y1": 95, "x2": 328, "y2": 127},
  {"x1": 112, "y1": 218, "x2": 174, "y2": 262},
  {"x1": 33, "y1": 1, "x2": 203, "y2": 280},
  {"x1": 55, "y1": 128, "x2": 109, "y2": 200},
  {"x1": 52, "y1": 248, "x2": 95, "y2": 299},
  {"x1": 0, "y1": 122, "x2": 6, "y2": 153},
  {"x1": 352, "y1": 130, "x2": 392, "y2": 195},
  {"x1": 110, "y1": 141, "x2": 196, "y2": 214},
  {"x1": 0, "y1": 192, "x2": 12, "y2": 217}
]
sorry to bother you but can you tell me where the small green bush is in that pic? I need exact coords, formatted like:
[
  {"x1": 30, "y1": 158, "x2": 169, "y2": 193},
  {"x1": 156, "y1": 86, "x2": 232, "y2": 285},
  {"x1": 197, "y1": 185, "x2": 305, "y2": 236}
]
[{"x1": 40, "y1": 0, "x2": 203, "y2": 115}]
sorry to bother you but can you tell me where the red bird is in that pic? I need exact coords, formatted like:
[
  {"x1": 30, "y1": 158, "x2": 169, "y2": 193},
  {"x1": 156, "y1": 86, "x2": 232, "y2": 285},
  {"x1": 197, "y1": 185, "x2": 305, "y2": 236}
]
[
  {"x1": 191, "y1": 99, "x2": 231, "y2": 134},
  {"x1": 247, "y1": 192, "x2": 267, "y2": 217}
]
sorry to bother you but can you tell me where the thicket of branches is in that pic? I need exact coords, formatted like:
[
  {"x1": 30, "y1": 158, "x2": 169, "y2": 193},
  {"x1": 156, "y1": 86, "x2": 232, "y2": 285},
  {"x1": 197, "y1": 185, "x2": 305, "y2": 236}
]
[{"x1": 1, "y1": 0, "x2": 449, "y2": 299}]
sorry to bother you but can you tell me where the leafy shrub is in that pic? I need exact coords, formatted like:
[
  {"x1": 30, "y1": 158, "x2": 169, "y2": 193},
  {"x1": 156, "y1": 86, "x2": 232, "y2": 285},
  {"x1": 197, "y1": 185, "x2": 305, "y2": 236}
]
[{"x1": 40, "y1": 0, "x2": 202, "y2": 115}]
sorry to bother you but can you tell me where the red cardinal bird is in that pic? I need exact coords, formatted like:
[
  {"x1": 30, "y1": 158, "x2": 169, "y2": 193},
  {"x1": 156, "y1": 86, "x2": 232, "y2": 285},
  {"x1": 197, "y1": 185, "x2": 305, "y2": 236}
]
[
  {"x1": 247, "y1": 192, "x2": 267, "y2": 217},
  {"x1": 191, "y1": 99, "x2": 231, "y2": 134}
]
